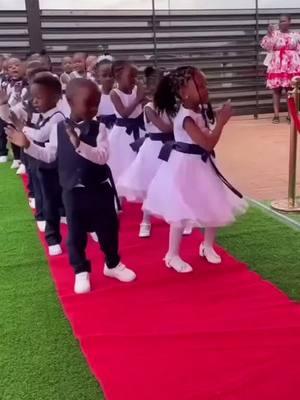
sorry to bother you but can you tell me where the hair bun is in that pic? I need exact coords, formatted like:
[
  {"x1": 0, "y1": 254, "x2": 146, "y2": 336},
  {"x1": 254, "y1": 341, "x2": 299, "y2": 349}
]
[{"x1": 144, "y1": 66, "x2": 156, "y2": 78}]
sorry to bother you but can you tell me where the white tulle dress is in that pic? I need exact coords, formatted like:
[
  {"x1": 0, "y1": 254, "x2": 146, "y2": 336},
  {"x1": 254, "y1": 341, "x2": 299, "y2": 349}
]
[
  {"x1": 117, "y1": 102, "x2": 172, "y2": 202},
  {"x1": 143, "y1": 105, "x2": 248, "y2": 227},
  {"x1": 108, "y1": 87, "x2": 145, "y2": 181}
]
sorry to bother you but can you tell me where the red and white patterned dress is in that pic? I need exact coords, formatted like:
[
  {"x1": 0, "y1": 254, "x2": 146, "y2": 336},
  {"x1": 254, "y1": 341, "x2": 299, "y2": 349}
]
[{"x1": 261, "y1": 30, "x2": 300, "y2": 89}]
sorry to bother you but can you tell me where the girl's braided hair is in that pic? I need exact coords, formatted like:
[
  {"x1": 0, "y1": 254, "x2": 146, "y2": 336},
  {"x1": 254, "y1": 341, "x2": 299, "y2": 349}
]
[{"x1": 154, "y1": 65, "x2": 215, "y2": 126}]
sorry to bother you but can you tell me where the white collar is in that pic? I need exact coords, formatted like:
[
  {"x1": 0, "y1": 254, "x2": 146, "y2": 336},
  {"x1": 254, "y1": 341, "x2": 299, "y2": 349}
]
[{"x1": 42, "y1": 106, "x2": 60, "y2": 119}]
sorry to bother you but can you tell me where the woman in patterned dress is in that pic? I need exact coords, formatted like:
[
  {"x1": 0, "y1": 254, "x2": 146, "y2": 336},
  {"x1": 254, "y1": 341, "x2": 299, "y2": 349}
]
[{"x1": 261, "y1": 15, "x2": 300, "y2": 123}]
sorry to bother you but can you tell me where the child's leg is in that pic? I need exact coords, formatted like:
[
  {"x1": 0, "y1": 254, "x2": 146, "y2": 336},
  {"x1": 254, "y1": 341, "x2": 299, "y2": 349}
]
[
  {"x1": 139, "y1": 210, "x2": 151, "y2": 238},
  {"x1": 40, "y1": 169, "x2": 62, "y2": 250},
  {"x1": 63, "y1": 189, "x2": 90, "y2": 273},
  {"x1": 0, "y1": 119, "x2": 8, "y2": 161},
  {"x1": 165, "y1": 224, "x2": 193, "y2": 273},
  {"x1": 31, "y1": 167, "x2": 45, "y2": 223},
  {"x1": 200, "y1": 227, "x2": 221, "y2": 264},
  {"x1": 94, "y1": 183, "x2": 136, "y2": 282}
]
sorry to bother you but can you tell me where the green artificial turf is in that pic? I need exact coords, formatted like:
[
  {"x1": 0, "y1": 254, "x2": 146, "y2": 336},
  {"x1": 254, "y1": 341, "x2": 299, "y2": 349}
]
[
  {"x1": 0, "y1": 165, "x2": 103, "y2": 400},
  {"x1": 0, "y1": 163, "x2": 299, "y2": 400}
]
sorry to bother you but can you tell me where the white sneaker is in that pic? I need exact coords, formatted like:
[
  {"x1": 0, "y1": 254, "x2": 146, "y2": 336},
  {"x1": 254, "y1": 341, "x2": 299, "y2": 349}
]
[
  {"x1": 199, "y1": 243, "x2": 222, "y2": 264},
  {"x1": 29, "y1": 197, "x2": 36, "y2": 209},
  {"x1": 48, "y1": 244, "x2": 63, "y2": 256},
  {"x1": 16, "y1": 163, "x2": 26, "y2": 175},
  {"x1": 164, "y1": 254, "x2": 193, "y2": 273},
  {"x1": 0, "y1": 155, "x2": 7, "y2": 163},
  {"x1": 139, "y1": 222, "x2": 151, "y2": 238},
  {"x1": 74, "y1": 272, "x2": 91, "y2": 294},
  {"x1": 36, "y1": 220, "x2": 46, "y2": 232},
  {"x1": 90, "y1": 232, "x2": 98, "y2": 242},
  {"x1": 104, "y1": 262, "x2": 136, "y2": 282},
  {"x1": 11, "y1": 159, "x2": 21, "y2": 169},
  {"x1": 60, "y1": 216, "x2": 67, "y2": 225}
]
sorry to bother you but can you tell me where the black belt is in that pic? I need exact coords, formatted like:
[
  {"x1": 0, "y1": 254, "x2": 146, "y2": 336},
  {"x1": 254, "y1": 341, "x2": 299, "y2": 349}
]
[
  {"x1": 130, "y1": 132, "x2": 174, "y2": 153},
  {"x1": 115, "y1": 113, "x2": 145, "y2": 141},
  {"x1": 97, "y1": 114, "x2": 116, "y2": 130},
  {"x1": 159, "y1": 141, "x2": 243, "y2": 199}
]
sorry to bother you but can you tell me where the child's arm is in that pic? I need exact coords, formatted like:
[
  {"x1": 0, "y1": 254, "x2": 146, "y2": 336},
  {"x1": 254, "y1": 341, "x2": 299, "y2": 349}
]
[
  {"x1": 183, "y1": 102, "x2": 232, "y2": 152},
  {"x1": 66, "y1": 123, "x2": 109, "y2": 165},
  {"x1": 144, "y1": 106, "x2": 173, "y2": 132},
  {"x1": 110, "y1": 84, "x2": 144, "y2": 118},
  {"x1": 6, "y1": 124, "x2": 58, "y2": 164}
]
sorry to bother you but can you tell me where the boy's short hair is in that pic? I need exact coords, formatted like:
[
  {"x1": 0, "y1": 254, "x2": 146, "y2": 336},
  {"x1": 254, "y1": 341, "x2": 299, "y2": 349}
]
[
  {"x1": 32, "y1": 73, "x2": 62, "y2": 96},
  {"x1": 65, "y1": 78, "x2": 99, "y2": 101}
]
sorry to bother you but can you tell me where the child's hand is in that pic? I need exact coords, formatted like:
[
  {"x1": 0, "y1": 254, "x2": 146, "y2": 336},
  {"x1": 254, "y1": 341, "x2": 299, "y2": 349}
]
[
  {"x1": 5, "y1": 126, "x2": 30, "y2": 149},
  {"x1": 65, "y1": 123, "x2": 80, "y2": 149},
  {"x1": 216, "y1": 101, "x2": 232, "y2": 127},
  {"x1": 0, "y1": 90, "x2": 9, "y2": 106},
  {"x1": 136, "y1": 83, "x2": 145, "y2": 103},
  {"x1": 9, "y1": 110, "x2": 25, "y2": 132}
]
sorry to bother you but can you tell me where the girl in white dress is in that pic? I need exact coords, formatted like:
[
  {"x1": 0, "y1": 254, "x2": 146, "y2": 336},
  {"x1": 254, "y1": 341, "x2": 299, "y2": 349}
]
[
  {"x1": 108, "y1": 60, "x2": 145, "y2": 182},
  {"x1": 117, "y1": 67, "x2": 173, "y2": 238},
  {"x1": 95, "y1": 58, "x2": 116, "y2": 134},
  {"x1": 143, "y1": 66, "x2": 247, "y2": 273}
]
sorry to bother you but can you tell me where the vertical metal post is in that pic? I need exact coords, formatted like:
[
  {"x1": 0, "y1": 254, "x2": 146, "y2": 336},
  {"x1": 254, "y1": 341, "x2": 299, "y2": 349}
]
[
  {"x1": 254, "y1": 0, "x2": 259, "y2": 119},
  {"x1": 151, "y1": 0, "x2": 158, "y2": 67},
  {"x1": 271, "y1": 77, "x2": 300, "y2": 212},
  {"x1": 287, "y1": 82, "x2": 299, "y2": 207},
  {"x1": 25, "y1": 0, "x2": 43, "y2": 53}
]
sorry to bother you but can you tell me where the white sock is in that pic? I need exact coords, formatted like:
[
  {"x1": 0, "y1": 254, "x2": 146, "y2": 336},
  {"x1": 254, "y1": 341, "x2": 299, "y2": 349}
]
[
  {"x1": 167, "y1": 224, "x2": 184, "y2": 257},
  {"x1": 141, "y1": 211, "x2": 151, "y2": 225},
  {"x1": 204, "y1": 227, "x2": 217, "y2": 249}
]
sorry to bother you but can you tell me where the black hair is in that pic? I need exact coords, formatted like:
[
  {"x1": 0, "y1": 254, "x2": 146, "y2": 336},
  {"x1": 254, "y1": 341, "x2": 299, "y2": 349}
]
[
  {"x1": 144, "y1": 66, "x2": 163, "y2": 89},
  {"x1": 32, "y1": 73, "x2": 62, "y2": 96},
  {"x1": 27, "y1": 66, "x2": 49, "y2": 80},
  {"x1": 65, "y1": 77, "x2": 99, "y2": 101},
  {"x1": 95, "y1": 58, "x2": 112, "y2": 71},
  {"x1": 154, "y1": 66, "x2": 196, "y2": 117},
  {"x1": 111, "y1": 60, "x2": 131, "y2": 79},
  {"x1": 154, "y1": 65, "x2": 215, "y2": 126}
]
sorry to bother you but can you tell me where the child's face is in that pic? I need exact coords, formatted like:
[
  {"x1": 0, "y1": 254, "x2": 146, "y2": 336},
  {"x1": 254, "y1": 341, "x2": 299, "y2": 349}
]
[
  {"x1": 69, "y1": 86, "x2": 101, "y2": 120},
  {"x1": 31, "y1": 83, "x2": 59, "y2": 113},
  {"x1": 193, "y1": 70, "x2": 209, "y2": 104},
  {"x1": 96, "y1": 63, "x2": 114, "y2": 91},
  {"x1": 7, "y1": 58, "x2": 25, "y2": 80},
  {"x1": 73, "y1": 54, "x2": 86, "y2": 74},
  {"x1": 86, "y1": 56, "x2": 97, "y2": 73},
  {"x1": 62, "y1": 57, "x2": 73, "y2": 74},
  {"x1": 118, "y1": 65, "x2": 137, "y2": 91}
]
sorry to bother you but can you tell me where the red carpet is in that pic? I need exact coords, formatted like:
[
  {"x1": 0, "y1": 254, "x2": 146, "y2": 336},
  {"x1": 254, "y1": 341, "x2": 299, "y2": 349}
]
[{"x1": 23, "y1": 178, "x2": 300, "y2": 399}]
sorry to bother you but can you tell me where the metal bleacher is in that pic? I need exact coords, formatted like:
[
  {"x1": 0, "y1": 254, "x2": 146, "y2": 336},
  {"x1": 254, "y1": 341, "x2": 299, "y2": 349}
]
[{"x1": 1, "y1": 7, "x2": 300, "y2": 115}]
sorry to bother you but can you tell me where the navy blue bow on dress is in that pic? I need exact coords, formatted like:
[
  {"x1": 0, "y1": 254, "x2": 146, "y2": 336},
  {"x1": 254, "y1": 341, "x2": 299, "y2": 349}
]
[{"x1": 115, "y1": 113, "x2": 145, "y2": 141}]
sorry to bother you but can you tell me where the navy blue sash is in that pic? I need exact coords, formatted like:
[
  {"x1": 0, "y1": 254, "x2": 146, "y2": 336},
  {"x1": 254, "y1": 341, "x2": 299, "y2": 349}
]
[
  {"x1": 97, "y1": 114, "x2": 116, "y2": 130},
  {"x1": 159, "y1": 141, "x2": 243, "y2": 199},
  {"x1": 115, "y1": 113, "x2": 145, "y2": 141},
  {"x1": 130, "y1": 131, "x2": 174, "y2": 153}
]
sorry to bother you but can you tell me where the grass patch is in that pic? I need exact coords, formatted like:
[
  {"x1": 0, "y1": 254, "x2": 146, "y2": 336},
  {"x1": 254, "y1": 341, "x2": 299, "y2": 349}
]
[{"x1": 0, "y1": 165, "x2": 103, "y2": 400}]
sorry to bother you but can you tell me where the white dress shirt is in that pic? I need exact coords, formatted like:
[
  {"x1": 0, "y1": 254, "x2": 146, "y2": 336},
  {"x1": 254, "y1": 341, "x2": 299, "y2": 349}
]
[
  {"x1": 24, "y1": 106, "x2": 65, "y2": 143},
  {"x1": 25, "y1": 120, "x2": 109, "y2": 166}
]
